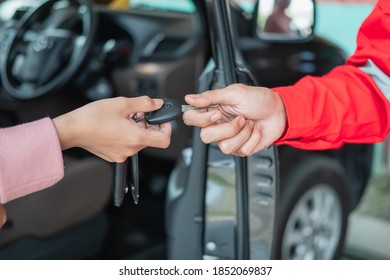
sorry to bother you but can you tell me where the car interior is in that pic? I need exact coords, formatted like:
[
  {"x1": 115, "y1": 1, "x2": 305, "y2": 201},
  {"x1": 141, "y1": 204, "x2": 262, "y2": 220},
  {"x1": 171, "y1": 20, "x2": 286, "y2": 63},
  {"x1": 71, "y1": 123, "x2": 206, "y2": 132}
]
[{"x1": 0, "y1": 0, "x2": 207, "y2": 259}]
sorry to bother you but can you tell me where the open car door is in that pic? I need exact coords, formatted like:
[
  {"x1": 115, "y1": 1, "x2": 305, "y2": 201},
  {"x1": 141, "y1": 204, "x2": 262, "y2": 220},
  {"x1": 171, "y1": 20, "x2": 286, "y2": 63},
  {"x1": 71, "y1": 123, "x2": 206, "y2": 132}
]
[{"x1": 166, "y1": 0, "x2": 279, "y2": 260}]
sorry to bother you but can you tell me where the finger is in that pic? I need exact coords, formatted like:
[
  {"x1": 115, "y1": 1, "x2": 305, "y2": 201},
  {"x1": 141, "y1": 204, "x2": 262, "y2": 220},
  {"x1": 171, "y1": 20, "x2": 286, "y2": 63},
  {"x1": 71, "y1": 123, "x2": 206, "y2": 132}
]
[
  {"x1": 217, "y1": 120, "x2": 255, "y2": 155},
  {"x1": 200, "y1": 116, "x2": 246, "y2": 144},
  {"x1": 252, "y1": 139, "x2": 270, "y2": 154},
  {"x1": 236, "y1": 123, "x2": 263, "y2": 156},
  {"x1": 148, "y1": 122, "x2": 172, "y2": 137},
  {"x1": 185, "y1": 94, "x2": 212, "y2": 108},
  {"x1": 141, "y1": 123, "x2": 172, "y2": 148},
  {"x1": 123, "y1": 96, "x2": 164, "y2": 114},
  {"x1": 182, "y1": 109, "x2": 223, "y2": 127},
  {"x1": 185, "y1": 84, "x2": 246, "y2": 107}
]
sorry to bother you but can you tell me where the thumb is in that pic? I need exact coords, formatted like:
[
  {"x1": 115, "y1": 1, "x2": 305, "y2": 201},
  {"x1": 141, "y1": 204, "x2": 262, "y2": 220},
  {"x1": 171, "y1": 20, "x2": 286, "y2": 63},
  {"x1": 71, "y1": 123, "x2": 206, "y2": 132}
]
[{"x1": 123, "y1": 96, "x2": 164, "y2": 114}]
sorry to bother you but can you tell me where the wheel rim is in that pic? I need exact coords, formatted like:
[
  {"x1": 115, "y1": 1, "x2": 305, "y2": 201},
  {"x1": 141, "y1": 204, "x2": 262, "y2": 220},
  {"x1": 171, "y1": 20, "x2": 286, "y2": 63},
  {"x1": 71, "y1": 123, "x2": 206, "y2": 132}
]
[{"x1": 281, "y1": 184, "x2": 343, "y2": 259}]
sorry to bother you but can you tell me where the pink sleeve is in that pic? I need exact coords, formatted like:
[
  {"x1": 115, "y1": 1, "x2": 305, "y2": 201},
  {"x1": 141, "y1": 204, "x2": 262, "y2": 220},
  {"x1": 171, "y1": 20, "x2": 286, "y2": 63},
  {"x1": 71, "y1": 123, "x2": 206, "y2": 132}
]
[{"x1": 0, "y1": 117, "x2": 64, "y2": 203}]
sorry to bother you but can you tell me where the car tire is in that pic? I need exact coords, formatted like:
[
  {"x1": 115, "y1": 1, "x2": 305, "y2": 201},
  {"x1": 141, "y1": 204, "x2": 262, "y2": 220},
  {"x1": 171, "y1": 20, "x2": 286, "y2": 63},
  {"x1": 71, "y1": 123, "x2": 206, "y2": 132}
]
[{"x1": 274, "y1": 156, "x2": 350, "y2": 259}]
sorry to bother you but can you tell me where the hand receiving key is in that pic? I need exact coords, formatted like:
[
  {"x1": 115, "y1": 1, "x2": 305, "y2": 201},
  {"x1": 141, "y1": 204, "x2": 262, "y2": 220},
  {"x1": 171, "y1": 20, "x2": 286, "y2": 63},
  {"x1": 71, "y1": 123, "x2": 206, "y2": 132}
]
[{"x1": 115, "y1": 98, "x2": 217, "y2": 207}]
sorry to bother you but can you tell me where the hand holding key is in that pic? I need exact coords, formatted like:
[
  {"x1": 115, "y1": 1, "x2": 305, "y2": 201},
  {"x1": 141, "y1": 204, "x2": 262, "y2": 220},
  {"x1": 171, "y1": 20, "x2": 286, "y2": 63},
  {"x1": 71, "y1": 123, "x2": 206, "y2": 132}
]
[
  {"x1": 54, "y1": 96, "x2": 172, "y2": 162},
  {"x1": 182, "y1": 84, "x2": 287, "y2": 156},
  {"x1": 115, "y1": 97, "x2": 217, "y2": 206}
]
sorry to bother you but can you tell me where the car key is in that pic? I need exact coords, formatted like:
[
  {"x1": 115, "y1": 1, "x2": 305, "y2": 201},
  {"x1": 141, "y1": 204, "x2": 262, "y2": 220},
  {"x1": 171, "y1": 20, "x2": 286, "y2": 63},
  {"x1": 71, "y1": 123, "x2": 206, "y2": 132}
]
[
  {"x1": 113, "y1": 161, "x2": 127, "y2": 207},
  {"x1": 114, "y1": 98, "x2": 217, "y2": 206},
  {"x1": 144, "y1": 98, "x2": 182, "y2": 124},
  {"x1": 143, "y1": 98, "x2": 218, "y2": 124},
  {"x1": 114, "y1": 154, "x2": 139, "y2": 206},
  {"x1": 113, "y1": 125, "x2": 141, "y2": 207},
  {"x1": 129, "y1": 153, "x2": 139, "y2": 204}
]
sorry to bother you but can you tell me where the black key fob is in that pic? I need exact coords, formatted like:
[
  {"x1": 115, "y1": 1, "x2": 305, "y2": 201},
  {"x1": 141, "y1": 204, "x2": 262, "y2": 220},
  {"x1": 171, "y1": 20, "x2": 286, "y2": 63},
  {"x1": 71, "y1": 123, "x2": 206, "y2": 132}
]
[
  {"x1": 145, "y1": 98, "x2": 182, "y2": 124},
  {"x1": 113, "y1": 161, "x2": 127, "y2": 207}
]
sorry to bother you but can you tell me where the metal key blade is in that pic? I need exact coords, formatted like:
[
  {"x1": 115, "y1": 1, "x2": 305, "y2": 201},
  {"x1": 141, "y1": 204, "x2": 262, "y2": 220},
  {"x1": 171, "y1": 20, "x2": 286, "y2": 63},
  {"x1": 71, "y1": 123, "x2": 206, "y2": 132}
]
[
  {"x1": 128, "y1": 116, "x2": 140, "y2": 204},
  {"x1": 129, "y1": 153, "x2": 139, "y2": 204},
  {"x1": 181, "y1": 104, "x2": 219, "y2": 112}
]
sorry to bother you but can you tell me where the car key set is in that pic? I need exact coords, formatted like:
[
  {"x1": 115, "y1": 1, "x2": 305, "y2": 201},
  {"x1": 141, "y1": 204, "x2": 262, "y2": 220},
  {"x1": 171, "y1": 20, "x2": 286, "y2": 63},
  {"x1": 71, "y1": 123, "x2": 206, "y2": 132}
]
[{"x1": 113, "y1": 98, "x2": 218, "y2": 206}]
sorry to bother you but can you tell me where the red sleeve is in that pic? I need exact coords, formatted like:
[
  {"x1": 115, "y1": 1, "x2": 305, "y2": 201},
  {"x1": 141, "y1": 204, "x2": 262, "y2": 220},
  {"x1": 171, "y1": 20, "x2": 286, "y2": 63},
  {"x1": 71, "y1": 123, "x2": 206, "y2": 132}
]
[{"x1": 273, "y1": 0, "x2": 390, "y2": 150}]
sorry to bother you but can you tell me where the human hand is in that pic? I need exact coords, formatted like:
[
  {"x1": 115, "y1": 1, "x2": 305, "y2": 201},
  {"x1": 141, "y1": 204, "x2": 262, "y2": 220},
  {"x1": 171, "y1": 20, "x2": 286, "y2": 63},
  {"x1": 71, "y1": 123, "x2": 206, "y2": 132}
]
[
  {"x1": 53, "y1": 96, "x2": 172, "y2": 162},
  {"x1": 0, "y1": 204, "x2": 6, "y2": 229},
  {"x1": 182, "y1": 84, "x2": 287, "y2": 156}
]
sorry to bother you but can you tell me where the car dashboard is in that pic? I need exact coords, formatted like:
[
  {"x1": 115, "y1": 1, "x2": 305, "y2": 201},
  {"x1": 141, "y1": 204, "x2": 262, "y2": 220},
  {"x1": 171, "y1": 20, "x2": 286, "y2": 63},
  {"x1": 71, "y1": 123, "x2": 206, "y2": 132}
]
[{"x1": 0, "y1": 0, "x2": 206, "y2": 160}]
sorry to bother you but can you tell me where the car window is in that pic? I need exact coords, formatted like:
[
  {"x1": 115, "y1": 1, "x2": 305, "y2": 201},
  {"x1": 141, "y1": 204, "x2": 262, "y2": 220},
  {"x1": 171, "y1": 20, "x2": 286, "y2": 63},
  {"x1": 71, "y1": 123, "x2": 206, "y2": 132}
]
[
  {"x1": 231, "y1": 0, "x2": 256, "y2": 13},
  {"x1": 0, "y1": 0, "x2": 47, "y2": 23},
  {"x1": 130, "y1": 0, "x2": 256, "y2": 14},
  {"x1": 131, "y1": 0, "x2": 196, "y2": 13}
]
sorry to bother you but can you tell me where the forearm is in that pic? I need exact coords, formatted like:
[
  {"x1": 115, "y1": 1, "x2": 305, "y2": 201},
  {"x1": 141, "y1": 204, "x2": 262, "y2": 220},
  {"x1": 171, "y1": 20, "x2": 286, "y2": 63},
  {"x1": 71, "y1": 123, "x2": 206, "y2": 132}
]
[
  {"x1": 273, "y1": 65, "x2": 390, "y2": 149},
  {"x1": 0, "y1": 118, "x2": 64, "y2": 203}
]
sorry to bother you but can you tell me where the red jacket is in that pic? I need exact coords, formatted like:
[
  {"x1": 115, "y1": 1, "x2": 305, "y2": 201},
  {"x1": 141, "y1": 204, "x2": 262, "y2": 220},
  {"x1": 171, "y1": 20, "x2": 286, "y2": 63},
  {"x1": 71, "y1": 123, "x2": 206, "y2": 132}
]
[{"x1": 273, "y1": 0, "x2": 390, "y2": 150}]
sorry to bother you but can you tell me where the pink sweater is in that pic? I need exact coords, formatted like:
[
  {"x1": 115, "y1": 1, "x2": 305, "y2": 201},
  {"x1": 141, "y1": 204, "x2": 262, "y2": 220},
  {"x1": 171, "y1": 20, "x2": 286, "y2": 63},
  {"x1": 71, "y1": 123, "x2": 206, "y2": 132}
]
[{"x1": 0, "y1": 117, "x2": 64, "y2": 203}]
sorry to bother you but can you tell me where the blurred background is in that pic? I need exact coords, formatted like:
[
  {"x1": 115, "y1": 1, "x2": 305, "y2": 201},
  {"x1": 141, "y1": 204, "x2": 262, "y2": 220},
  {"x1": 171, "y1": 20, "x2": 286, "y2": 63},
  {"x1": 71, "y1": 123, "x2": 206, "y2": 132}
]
[{"x1": 1, "y1": 0, "x2": 388, "y2": 260}]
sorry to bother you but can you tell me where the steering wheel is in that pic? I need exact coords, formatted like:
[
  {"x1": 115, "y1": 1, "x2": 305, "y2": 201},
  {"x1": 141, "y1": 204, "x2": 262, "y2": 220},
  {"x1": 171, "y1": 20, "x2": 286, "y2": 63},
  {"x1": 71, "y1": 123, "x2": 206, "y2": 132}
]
[{"x1": 0, "y1": 0, "x2": 97, "y2": 99}]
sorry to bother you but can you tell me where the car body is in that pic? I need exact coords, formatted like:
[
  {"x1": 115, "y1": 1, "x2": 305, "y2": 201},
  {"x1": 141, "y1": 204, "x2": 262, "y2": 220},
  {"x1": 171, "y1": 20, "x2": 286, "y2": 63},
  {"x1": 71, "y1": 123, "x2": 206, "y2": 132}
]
[{"x1": 0, "y1": 0, "x2": 373, "y2": 259}]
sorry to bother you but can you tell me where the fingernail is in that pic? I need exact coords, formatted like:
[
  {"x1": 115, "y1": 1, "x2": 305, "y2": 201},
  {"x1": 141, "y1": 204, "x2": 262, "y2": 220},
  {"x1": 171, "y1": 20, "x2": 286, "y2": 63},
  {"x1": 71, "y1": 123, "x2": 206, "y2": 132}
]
[
  {"x1": 185, "y1": 94, "x2": 193, "y2": 100},
  {"x1": 154, "y1": 99, "x2": 164, "y2": 107}
]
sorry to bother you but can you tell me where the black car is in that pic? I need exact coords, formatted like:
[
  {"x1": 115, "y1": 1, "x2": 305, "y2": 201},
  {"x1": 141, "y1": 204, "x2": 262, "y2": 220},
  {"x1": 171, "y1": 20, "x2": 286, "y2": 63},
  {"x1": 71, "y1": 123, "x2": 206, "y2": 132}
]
[{"x1": 0, "y1": 0, "x2": 373, "y2": 260}]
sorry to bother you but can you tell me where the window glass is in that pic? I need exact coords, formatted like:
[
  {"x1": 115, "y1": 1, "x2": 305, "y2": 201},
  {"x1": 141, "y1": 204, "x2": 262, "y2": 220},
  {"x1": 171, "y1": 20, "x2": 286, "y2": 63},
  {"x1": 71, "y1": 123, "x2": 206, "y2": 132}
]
[
  {"x1": 131, "y1": 0, "x2": 196, "y2": 13},
  {"x1": 231, "y1": 0, "x2": 257, "y2": 13}
]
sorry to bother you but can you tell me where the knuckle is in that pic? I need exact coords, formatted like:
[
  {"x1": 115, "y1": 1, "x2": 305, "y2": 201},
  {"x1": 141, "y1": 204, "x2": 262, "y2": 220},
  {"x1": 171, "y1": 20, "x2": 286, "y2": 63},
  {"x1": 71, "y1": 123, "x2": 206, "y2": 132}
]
[
  {"x1": 183, "y1": 112, "x2": 208, "y2": 127},
  {"x1": 116, "y1": 96, "x2": 127, "y2": 105},
  {"x1": 119, "y1": 155, "x2": 128, "y2": 163},
  {"x1": 200, "y1": 130, "x2": 212, "y2": 144},
  {"x1": 139, "y1": 95, "x2": 154, "y2": 107},
  {"x1": 232, "y1": 120, "x2": 243, "y2": 133},
  {"x1": 182, "y1": 114, "x2": 192, "y2": 126},
  {"x1": 240, "y1": 148, "x2": 252, "y2": 157},
  {"x1": 219, "y1": 142, "x2": 233, "y2": 155},
  {"x1": 228, "y1": 83, "x2": 246, "y2": 93},
  {"x1": 161, "y1": 138, "x2": 170, "y2": 148},
  {"x1": 113, "y1": 155, "x2": 127, "y2": 163}
]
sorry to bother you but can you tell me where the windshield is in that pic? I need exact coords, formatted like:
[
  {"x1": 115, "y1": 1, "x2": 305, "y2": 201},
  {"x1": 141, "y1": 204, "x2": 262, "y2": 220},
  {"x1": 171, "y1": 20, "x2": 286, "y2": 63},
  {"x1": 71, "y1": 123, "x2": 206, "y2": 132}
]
[
  {"x1": 0, "y1": 0, "x2": 44, "y2": 22},
  {"x1": 131, "y1": 0, "x2": 256, "y2": 14},
  {"x1": 233, "y1": 0, "x2": 256, "y2": 13},
  {"x1": 131, "y1": 0, "x2": 196, "y2": 13}
]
